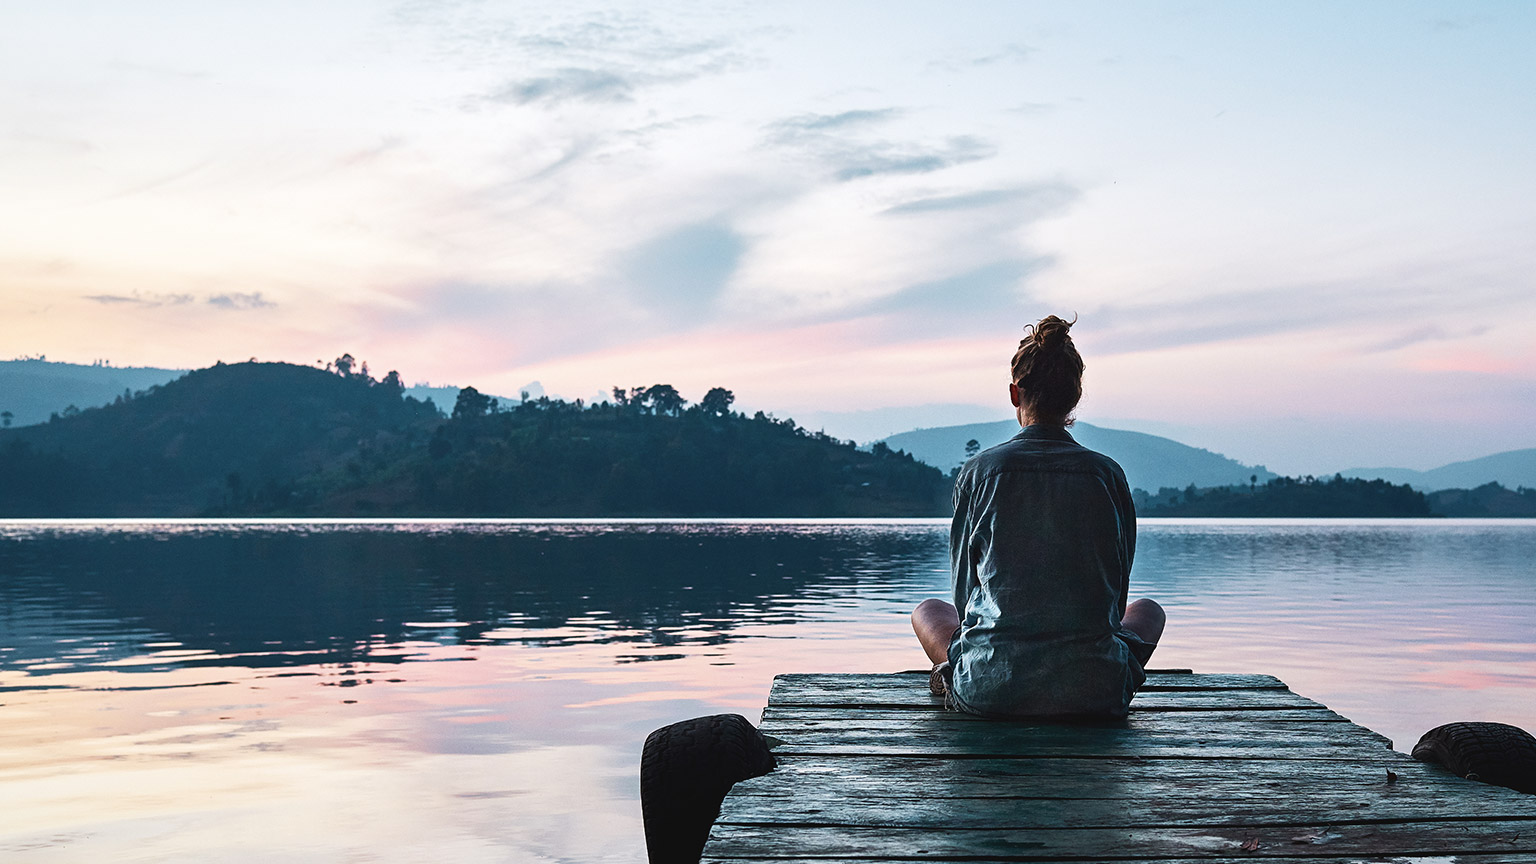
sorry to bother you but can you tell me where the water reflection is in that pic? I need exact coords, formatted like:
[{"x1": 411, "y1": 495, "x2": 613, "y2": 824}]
[
  {"x1": 1, "y1": 519, "x2": 1533, "y2": 863},
  {"x1": 1, "y1": 521, "x2": 947, "y2": 677}
]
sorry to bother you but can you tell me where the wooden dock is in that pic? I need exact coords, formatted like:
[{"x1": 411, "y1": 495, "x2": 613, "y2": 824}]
[{"x1": 702, "y1": 670, "x2": 1536, "y2": 862}]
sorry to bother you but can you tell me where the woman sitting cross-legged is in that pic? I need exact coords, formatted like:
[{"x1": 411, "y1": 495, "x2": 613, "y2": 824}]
[{"x1": 912, "y1": 314, "x2": 1165, "y2": 717}]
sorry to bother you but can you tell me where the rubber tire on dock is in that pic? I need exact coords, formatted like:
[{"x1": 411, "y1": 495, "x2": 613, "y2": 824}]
[
  {"x1": 641, "y1": 713, "x2": 776, "y2": 864},
  {"x1": 1412, "y1": 722, "x2": 1536, "y2": 794}
]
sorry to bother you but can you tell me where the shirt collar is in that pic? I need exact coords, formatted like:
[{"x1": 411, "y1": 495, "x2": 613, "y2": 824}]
[{"x1": 1014, "y1": 424, "x2": 1076, "y2": 443}]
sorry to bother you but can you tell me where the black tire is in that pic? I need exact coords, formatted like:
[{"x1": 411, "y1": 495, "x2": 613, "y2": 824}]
[
  {"x1": 641, "y1": 713, "x2": 776, "y2": 864},
  {"x1": 1412, "y1": 722, "x2": 1536, "y2": 794}
]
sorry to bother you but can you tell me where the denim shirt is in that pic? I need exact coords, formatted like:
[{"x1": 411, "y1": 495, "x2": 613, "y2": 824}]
[{"x1": 947, "y1": 424, "x2": 1145, "y2": 717}]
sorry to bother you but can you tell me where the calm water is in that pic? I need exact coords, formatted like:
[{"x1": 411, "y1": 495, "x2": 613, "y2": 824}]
[{"x1": 2, "y1": 519, "x2": 1534, "y2": 862}]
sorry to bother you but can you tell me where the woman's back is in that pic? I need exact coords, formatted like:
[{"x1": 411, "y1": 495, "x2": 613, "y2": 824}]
[
  {"x1": 911, "y1": 313, "x2": 1163, "y2": 719},
  {"x1": 947, "y1": 425, "x2": 1143, "y2": 717}
]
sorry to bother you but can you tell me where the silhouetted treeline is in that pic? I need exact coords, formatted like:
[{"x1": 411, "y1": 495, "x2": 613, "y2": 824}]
[
  {"x1": 1134, "y1": 474, "x2": 1432, "y2": 517},
  {"x1": 300, "y1": 383, "x2": 947, "y2": 517},
  {"x1": 0, "y1": 361, "x2": 948, "y2": 517},
  {"x1": 1425, "y1": 482, "x2": 1536, "y2": 517}
]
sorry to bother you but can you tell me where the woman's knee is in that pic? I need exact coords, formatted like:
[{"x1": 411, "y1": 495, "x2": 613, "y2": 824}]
[
  {"x1": 913, "y1": 598, "x2": 951, "y2": 616},
  {"x1": 912, "y1": 598, "x2": 957, "y2": 633},
  {"x1": 1124, "y1": 598, "x2": 1166, "y2": 644}
]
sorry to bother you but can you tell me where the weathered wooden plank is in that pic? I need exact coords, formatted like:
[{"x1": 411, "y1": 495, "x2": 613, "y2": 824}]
[
  {"x1": 762, "y1": 706, "x2": 1352, "y2": 724},
  {"x1": 761, "y1": 723, "x2": 1395, "y2": 759},
  {"x1": 767, "y1": 686, "x2": 1324, "y2": 711},
  {"x1": 731, "y1": 755, "x2": 1479, "y2": 799},
  {"x1": 704, "y1": 819, "x2": 1536, "y2": 859},
  {"x1": 715, "y1": 789, "x2": 1536, "y2": 829},
  {"x1": 760, "y1": 716, "x2": 1377, "y2": 737},
  {"x1": 774, "y1": 672, "x2": 1288, "y2": 692},
  {"x1": 760, "y1": 717, "x2": 1393, "y2": 749}
]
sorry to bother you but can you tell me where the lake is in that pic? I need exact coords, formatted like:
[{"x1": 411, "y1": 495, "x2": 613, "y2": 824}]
[{"x1": 2, "y1": 519, "x2": 1534, "y2": 862}]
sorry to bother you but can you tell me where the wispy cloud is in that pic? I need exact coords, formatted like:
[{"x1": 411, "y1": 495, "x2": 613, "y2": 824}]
[
  {"x1": 471, "y1": 13, "x2": 750, "y2": 109},
  {"x1": 882, "y1": 183, "x2": 1078, "y2": 215},
  {"x1": 765, "y1": 109, "x2": 995, "y2": 182},
  {"x1": 84, "y1": 292, "x2": 193, "y2": 307},
  {"x1": 1364, "y1": 323, "x2": 1489, "y2": 353},
  {"x1": 1087, "y1": 275, "x2": 1528, "y2": 358},
  {"x1": 489, "y1": 68, "x2": 634, "y2": 105},
  {"x1": 207, "y1": 292, "x2": 274, "y2": 310},
  {"x1": 833, "y1": 137, "x2": 995, "y2": 181},
  {"x1": 967, "y1": 43, "x2": 1034, "y2": 67},
  {"x1": 768, "y1": 109, "x2": 902, "y2": 135},
  {"x1": 929, "y1": 42, "x2": 1035, "y2": 72}
]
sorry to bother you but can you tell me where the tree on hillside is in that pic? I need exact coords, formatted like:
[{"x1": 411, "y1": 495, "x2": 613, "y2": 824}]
[
  {"x1": 646, "y1": 384, "x2": 686, "y2": 416},
  {"x1": 1, "y1": 410, "x2": 11, "y2": 428},
  {"x1": 379, "y1": 370, "x2": 404, "y2": 395},
  {"x1": 453, "y1": 386, "x2": 493, "y2": 419},
  {"x1": 333, "y1": 353, "x2": 356, "y2": 377},
  {"x1": 699, "y1": 387, "x2": 735, "y2": 417},
  {"x1": 965, "y1": 439, "x2": 980, "y2": 459}
]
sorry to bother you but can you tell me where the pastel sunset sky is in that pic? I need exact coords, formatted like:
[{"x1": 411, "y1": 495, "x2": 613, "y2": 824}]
[{"x1": 4, "y1": 1, "x2": 1533, "y2": 473}]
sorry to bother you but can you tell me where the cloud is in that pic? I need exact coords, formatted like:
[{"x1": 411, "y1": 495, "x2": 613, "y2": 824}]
[
  {"x1": 1364, "y1": 324, "x2": 1490, "y2": 354},
  {"x1": 874, "y1": 259, "x2": 1045, "y2": 322},
  {"x1": 85, "y1": 291, "x2": 272, "y2": 310},
  {"x1": 970, "y1": 44, "x2": 1034, "y2": 66},
  {"x1": 84, "y1": 292, "x2": 193, "y2": 307},
  {"x1": 768, "y1": 109, "x2": 902, "y2": 136},
  {"x1": 470, "y1": 13, "x2": 750, "y2": 109},
  {"x1": 489, "y1": 68, "x2": 634, "y2": 105},
  {"x1": 206, "y1": 292, "x2": 274, "y2": 310},
  {"x1": 621, "y1": 222, "x2": 745, "y2": 317},
  {"x1": 1084, "y1": 275, "x2": 1527, "y2": 358},
  {"x1": 764, "y1": 110, "x2": 995, "y2": 182},
  {"x1": 832, "y1": 136, "x2": 995, "y2": 182},
  {"x1": 882, "y1": 183, "x2": 1078, "y2": 215}
]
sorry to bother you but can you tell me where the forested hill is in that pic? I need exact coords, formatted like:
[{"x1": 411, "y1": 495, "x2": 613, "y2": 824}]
[
  {"x1": 0, "y1": 361, "x2": 439, "y2": 516},
  {"x1": 0, "y1": 361, "x2": 950, "y2": 517}
]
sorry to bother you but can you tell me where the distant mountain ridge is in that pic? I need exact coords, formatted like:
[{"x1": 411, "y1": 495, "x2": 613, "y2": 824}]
[
  {"x1": 881, "y1": 420, "x2": 1276, "y2": 494},
  {"x1": 0, "y1": 359, "x2": 185, "y2": 427},
  {"x1": 1342, "y1": 448, "x2": 1536, "y2": 492}
]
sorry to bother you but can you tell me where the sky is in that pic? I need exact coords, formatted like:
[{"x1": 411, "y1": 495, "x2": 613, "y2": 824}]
[{"x1": 3, "y1": 1, "x2": 1534, "y2": 473}]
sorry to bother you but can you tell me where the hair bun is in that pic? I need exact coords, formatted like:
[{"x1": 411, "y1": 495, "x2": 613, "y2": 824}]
[
  {"x1": 1010, "y1": 314, "x2": 1084, "y2": 424},
  {"x1": 1026, "y1": 314, "x2": 1074, "y2": 351}
]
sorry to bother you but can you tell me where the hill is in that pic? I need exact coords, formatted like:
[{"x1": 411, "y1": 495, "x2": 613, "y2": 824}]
[
  {"x1": 1424, "y1": 482, "x2": 1536, "y2": 517},
  {"x1": 0, "y1": 359, "x2": 185, "y2": 427},
  {"x1": 0, "y1": 361, "x2": 439, "y2": 516},
  {"x1": 1343, "y1": 448, "x2": 1536, "y2": 492},
  {"x1": 0, "y1": 358, "x2": 541, "y2": 427},
  {"x1": 317, "y1": 392, "x2": 949, "y2": 517},
  {"x1": 881, "y1": 420, "x2": 1276, "y2": 493},
  {"x1": 0, "y1": 363, "x2": 949, "y2": 517}
]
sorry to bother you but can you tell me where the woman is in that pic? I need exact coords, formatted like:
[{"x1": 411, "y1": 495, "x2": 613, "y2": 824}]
[{"x1": 912, "y1": 315, "x2": 1165, "y2": 717}]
